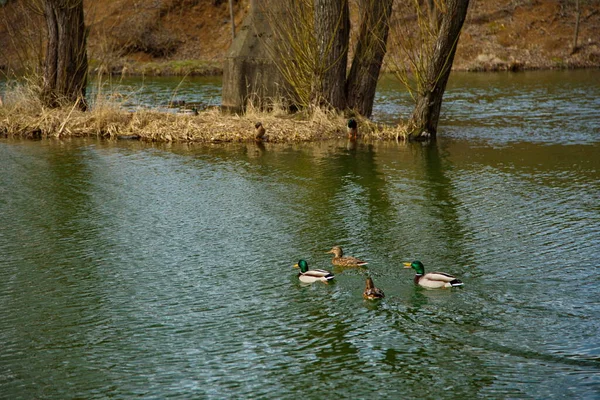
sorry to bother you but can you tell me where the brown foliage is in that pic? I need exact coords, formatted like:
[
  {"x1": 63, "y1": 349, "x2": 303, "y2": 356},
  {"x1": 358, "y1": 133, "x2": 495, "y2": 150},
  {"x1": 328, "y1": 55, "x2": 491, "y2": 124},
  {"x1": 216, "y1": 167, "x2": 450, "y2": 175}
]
[{"x1": 0, "y1": 84, "x2": 405, "y2": 142}]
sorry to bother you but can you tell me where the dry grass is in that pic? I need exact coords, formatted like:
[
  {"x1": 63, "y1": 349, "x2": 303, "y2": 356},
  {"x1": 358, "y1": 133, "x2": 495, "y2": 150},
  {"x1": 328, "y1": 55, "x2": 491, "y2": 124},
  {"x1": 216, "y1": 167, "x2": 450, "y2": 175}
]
[{"x1": 0, "y1": 85, "x2": 407, "y2": 143}]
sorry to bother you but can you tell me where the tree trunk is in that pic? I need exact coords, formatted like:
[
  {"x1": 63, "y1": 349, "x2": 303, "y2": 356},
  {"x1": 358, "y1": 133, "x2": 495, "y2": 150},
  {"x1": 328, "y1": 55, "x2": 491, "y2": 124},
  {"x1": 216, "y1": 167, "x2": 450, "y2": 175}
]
[
  {"x1": 346, "y1": 0, "x2": 393, "y2": 118},
  {"x1": 42, "y1": 0, "x2": 88, "y2": 110},
  {"x1": 572, "y1": 0, "x2": 580, "y2": 54},
  {"x1": 229, "y1": 0, "x2": 235, "y2": 41},
  {"x1": 408, "y1": 0, "x2": 469, "y2": 140},
  {"x1": 314, "y1": 0, "x2": 349, "y2": 110}
]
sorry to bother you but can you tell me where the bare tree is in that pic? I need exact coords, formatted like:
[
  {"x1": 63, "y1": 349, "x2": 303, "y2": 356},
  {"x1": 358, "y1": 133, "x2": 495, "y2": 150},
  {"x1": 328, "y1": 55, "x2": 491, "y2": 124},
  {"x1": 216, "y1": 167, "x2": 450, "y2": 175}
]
[
  {"x1": 407, "y1": 0, "x2": 469, "y2": 139},
  {"x1": 260, "y1": 0, "x2": 394, "y2": 116},
  {"x1": 314, "y1": 0, "x2": 349, "y2": 110},
  {"x1": 0, "y1": 1, "x2": 46, "y2": 77},
  {"x1": 40, "y1": 0, "x2": 88, "y2": 110},
  {"x1": 346, "y1": 0, "x2": 394, "y2": 118},
  {"x1": 424, "y1": 0, "x2": 440, "y2": 29},
  {"x1": 229, "y1": 0, "x2": 235, "y2": 41},
  {"x1": 572, "y1": 0, "x2": 581, "y2": 54}
]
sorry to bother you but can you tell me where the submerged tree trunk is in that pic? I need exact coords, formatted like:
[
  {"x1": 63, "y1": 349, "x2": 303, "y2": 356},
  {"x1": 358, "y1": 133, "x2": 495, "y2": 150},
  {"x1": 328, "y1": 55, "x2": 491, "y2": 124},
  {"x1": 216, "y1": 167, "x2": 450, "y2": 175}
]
[
  {"x1": 408, "y1": 0, "x2": 469, "y2": 140},
  {"x1": 41, "y1": 0, "x2": 88, "y2": 110},
  {"x1": 346, "y1": 0, "x2": 393, "y2": 118},
  {"x1": 314, "y1": 0, "x2": 349, "y2": 110}
]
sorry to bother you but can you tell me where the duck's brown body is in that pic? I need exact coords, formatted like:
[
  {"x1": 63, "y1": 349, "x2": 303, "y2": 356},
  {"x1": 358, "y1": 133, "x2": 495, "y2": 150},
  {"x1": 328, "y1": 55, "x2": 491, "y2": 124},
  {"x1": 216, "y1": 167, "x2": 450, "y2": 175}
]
[
  {"x1": 363, "y1": 277, "x2": 385, "y2": 299},
  {"x1": 327, "y1": 246, "x2": 368, "y2": 267},
  {"x1": 255, "y1": 122, "x2": 266, "y2": 141}
]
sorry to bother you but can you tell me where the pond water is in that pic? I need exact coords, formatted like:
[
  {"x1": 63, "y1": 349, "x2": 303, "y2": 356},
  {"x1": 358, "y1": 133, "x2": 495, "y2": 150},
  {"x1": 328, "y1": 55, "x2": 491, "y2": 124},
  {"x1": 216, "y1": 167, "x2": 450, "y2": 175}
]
[{"x1": 1, "y1": 71, "x2": 599, "y2": 399}]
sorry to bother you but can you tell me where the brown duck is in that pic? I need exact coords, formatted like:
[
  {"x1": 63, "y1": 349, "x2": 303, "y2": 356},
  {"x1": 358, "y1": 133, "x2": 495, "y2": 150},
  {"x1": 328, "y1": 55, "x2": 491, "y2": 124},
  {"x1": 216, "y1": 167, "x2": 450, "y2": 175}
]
[
  {"x1": 254, "y1": 121, "x2": 266, "y2": 141},
  {"x1": 326, "y1": 246, "x2": 368, "y2": 267},
  {"x1": 363, "y1": 277, "x2": 385, "y2": 300}
]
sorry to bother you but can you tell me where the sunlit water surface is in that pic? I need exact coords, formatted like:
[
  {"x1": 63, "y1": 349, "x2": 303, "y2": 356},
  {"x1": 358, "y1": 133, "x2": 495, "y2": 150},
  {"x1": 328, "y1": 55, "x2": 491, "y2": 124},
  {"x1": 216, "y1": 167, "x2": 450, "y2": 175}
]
[{"x1": 1, "y1": 71, "x2": 599, "y2": 399}]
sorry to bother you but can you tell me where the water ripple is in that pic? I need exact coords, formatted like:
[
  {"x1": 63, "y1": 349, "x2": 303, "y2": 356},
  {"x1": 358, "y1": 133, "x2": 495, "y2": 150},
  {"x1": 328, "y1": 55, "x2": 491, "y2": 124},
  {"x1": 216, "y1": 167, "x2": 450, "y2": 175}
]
[{"x1": 2, "y1": 116, "x2": 600, "y2": 399}]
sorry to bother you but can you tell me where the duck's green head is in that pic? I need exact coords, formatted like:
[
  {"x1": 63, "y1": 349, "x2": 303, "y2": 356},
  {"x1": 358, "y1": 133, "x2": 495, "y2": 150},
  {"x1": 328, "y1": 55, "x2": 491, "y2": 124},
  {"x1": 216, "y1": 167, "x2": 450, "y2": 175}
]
[
  {"x1": 294, "y1": 259, "x2": 309, "y2": 273},
  {"x1": 347, "y1": 118, "x2": 357, "y2": 129},
  {"x1": 403, "y1": 260, "x2": 425, "y2": 274}
]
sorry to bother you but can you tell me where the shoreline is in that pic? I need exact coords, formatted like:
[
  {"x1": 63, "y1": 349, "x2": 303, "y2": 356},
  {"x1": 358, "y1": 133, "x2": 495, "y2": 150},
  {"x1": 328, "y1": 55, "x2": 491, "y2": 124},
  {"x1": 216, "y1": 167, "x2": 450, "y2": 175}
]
[
  {"x1": 90, "y1": 57, "x2": 600, "y2": 78},
  {"x1": 1, "y1": 63, "x2": 597, "y2": 143},
  {"x1": 0, "y1": 102, "x2": 405, "y2": 143}
]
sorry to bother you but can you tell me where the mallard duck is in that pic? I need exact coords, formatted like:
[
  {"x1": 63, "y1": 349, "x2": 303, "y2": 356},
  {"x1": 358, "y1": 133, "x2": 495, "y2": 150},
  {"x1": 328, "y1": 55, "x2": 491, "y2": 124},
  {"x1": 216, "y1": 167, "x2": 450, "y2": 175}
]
[
  {"x1": 363, "y1": 277, "x2": 385, "y2": 300},
  {"x1": 327, "y1": 246, "x2": 368, "y2": 267},
  {"x1": 294, "y1": 259, "x2": 335, "y2": 283},
  {"x1": 403, "y1": 261, "x2": 463, "y2": 289},
  {"x1": 255, "y1": 121, "x2": 266, "y2": 141},
  {"x1": 179, "y1": 106, "x2": 198, "y2": 116},
  {"x1": 347, "y1": 118, "x2": 358, "y2": 138}
]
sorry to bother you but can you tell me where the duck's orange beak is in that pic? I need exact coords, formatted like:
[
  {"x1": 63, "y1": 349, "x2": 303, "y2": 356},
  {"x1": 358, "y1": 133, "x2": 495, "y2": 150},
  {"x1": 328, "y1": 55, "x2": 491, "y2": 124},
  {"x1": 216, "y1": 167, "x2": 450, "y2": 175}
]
[
  {"x1": 293, "y1": 263, "x2": 299, "y2": 268},
  {"x1": 403, "y1": 262, "x2": 412, "y2": 268}
]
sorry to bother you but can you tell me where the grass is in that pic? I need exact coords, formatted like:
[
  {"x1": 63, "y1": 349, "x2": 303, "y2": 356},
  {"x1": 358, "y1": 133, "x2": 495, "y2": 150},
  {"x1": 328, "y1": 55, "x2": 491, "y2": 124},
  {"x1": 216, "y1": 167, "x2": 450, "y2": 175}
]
[{"x1": 0, "y1": 83, "x2": 407, "y2": 143}]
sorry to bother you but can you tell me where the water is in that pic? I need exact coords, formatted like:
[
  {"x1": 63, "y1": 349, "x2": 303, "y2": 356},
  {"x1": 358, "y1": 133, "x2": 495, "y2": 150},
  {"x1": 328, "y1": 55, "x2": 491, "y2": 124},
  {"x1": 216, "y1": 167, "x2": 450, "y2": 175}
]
[
  {"x1": 87, "y1": 75, "x2": 223, "y2": 111},
  {"x1": 1, "y1": 71, "x2": 600, "y2": 399},
  {"x1": 77, "y1": 70, "x2": 600, "y2": 147}
]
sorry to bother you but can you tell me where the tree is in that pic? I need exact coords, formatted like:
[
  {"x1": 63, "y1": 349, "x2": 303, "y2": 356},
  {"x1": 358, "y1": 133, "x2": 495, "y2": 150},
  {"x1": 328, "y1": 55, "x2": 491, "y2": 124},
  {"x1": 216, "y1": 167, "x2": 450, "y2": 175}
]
[
  {"x1": 572, "y1": 0, "x2": 581, "y2": 54},
  {"x1": 41, "y1": 0, "x2": 88, "y2": 110},
  {"x1": 407, "y1": 0, "x2": 470, "y2": 140},
  {"x1": 346, "y1": 0, "x2": 394, "y2": 117},
  {"x1": 314, "y1": 0, "x2": 349, "y2": 110},
  {"x1": 258, "y1": 0, "x2": 393, "y2": 117}
]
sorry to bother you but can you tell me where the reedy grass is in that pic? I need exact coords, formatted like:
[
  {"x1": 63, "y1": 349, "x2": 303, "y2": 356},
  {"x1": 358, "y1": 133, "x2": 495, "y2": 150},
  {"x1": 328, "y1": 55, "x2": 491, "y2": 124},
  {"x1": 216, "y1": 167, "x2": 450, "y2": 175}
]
[{"x1": 0, "y1": 83, "x2": 407, "y2": 142}]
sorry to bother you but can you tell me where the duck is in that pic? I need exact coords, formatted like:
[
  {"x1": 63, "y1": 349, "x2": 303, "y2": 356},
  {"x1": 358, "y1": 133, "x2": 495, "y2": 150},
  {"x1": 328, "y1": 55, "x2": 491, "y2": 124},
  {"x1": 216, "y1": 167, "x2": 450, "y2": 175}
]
[
  {"x1": 327, "y1": 246, "x2": 368, "y2": 267},
  {"x1": 178, "y1": 106, "x2": 198, "y2": 116},
  {"x1": 347, "y1": 118, "x2": 358, "y2": 138},
  {"x1": 255, "y1": 121, "x2": 266, "y2": 141},
  {"x1": 294, "y1": 259, "x2": 335, "y2": 283},
  {"x1": 403, "y1": 260, "x2": 463, "y2": 289},
  {"x1": 363, "y1": 277, "x2": 385, "y2": 300}
]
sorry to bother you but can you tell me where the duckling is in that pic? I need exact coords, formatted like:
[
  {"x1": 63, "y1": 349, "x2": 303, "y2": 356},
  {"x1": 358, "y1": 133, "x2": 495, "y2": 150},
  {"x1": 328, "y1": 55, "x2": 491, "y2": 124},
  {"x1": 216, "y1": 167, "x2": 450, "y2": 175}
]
[
  {"x1": 347, "y1": 118, "x2": 358, "y2": 138},
  {"x1": 294, "y1": 259, "x2": 335, "y2": 283},
  {"x1": 363, "y1": 277, "x2": 385, "y2": 300},
  {"x1": 327, "y1": 246, "x2": 368, "y2": 267},
  {"x1": 255, "y1": 121, "x2": 266, "y2": 141},
  {"x1": 403, "y1": 260, "x2": 463, "y2": 289}
]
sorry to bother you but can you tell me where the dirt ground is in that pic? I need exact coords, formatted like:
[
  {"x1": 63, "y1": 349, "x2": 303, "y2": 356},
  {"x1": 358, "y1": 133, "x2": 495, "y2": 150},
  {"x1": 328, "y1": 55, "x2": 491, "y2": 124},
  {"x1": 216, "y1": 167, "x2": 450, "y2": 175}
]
[
  {"x1": 455, "y1": 0, "x2": 600, "y2": 70},
  {"x1": 0, "y1": 0, "x2": 599, "y2": 74}
]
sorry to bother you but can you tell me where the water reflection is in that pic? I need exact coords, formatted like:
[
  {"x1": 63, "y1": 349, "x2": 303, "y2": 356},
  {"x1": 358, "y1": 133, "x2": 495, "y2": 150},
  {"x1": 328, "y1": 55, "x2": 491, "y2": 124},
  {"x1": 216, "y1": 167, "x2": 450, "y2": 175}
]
[
  {"x1": 1, "y1": 144, "x2": 115, "y2": 398},
  {"x1": 1, "y1": 135, "x2": 598, "y2": 399}
]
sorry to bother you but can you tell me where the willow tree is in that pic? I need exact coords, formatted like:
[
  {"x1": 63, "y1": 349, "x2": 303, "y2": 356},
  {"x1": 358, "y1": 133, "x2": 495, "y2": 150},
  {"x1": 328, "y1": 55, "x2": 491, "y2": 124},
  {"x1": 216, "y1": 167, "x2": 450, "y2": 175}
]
[
  {"x1": 405, "y1": 0, "x2": 470, "y2": 139},
  {"x1": 40, "y1": 0, "x2": 88, "y2": 110},
  {"x1": 346, "y1": 0, "x2": 394, "y2": 117},
  {"x1": 262, "y1": 0, "x2": 393, "y2": 116},
  {"x1": 314, "y1": 0, "x2": 349, "y2": 110}
]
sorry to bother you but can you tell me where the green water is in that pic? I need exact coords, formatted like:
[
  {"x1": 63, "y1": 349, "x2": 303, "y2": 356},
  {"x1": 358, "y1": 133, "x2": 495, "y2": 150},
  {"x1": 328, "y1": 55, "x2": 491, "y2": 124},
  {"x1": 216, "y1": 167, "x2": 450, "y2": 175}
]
[{"x1": 1, "y1": 71, "x2": 599, "y2": 399}]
